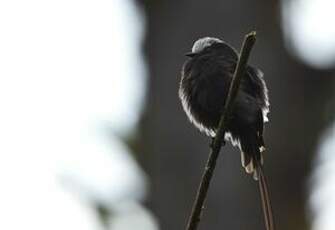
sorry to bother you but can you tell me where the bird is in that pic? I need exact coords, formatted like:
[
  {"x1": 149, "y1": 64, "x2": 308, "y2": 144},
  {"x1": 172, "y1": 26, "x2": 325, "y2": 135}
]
[
  {"x1": 179, "y1": 36, "x2": 269, "y2": 178},
  {"x1": 179, "y1": 37, "x2": 274, "y2": 230}
]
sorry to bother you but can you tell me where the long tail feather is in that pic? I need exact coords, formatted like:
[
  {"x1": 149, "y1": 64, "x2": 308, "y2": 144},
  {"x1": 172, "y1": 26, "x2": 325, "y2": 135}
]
[
  {"x1": 239, "y1": 129, "x2": 274, "y2": 230},
  {"x1": 257, "y1": 164, "x2": 275, "y2": 230}
]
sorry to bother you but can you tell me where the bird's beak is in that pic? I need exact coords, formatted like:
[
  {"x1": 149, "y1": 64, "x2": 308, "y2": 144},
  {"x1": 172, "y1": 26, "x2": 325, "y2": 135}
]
[{"x1": 185, "y1": 52, "x2": 196, "y2": 57}]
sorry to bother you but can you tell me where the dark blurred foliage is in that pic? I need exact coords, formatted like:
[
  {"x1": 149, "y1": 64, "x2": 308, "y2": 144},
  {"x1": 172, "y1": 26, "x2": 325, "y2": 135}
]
[{"x1": 134, "y1": 0, "x2": 335, "y2": 229}]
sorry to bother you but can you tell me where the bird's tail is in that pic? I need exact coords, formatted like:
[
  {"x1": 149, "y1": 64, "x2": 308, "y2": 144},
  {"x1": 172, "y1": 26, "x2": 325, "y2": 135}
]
[
  {"x1": 240, "y1": 135, "x2": 275, "y2": 230},
  {"x1": 240, "y1": 133, "x2": 265, "y2": 180},
  {"x1": 241, "y1": 153, "x2": 275, "y2": 230},
  {"x1": 257, "y1": 164, "x2": 275, "y2": 230}
]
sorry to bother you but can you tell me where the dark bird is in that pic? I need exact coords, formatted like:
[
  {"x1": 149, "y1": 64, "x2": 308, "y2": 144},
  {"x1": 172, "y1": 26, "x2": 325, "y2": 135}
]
[
  {"x1": 179, "y1": 37, "x2": 269, "y2": 178},
  {"x1": 179, "y1": 37, "x2": 274, "y2": 230}
]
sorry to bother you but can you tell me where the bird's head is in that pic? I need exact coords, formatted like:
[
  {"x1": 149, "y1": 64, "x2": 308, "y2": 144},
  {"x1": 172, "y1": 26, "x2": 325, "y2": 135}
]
[{"x1": 185, "y1": 37, "x2": 224, "y2": 57}]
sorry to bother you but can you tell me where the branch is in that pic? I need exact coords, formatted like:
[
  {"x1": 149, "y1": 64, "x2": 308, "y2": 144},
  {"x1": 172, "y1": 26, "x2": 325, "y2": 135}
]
[{"x1": 185, "y1": 31, "x2": 257, "y2": 230}]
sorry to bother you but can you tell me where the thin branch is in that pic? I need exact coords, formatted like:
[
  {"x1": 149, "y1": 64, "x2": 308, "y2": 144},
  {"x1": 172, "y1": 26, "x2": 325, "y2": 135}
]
[{"x1": 185, "y1": 31, "x2": 257, "y2": 230}]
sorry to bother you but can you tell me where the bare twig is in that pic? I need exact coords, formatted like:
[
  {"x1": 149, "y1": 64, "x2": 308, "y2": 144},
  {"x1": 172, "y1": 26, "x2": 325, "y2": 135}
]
[{"x1": 185, "y1": 31, "x2": 257, "y2": 230}]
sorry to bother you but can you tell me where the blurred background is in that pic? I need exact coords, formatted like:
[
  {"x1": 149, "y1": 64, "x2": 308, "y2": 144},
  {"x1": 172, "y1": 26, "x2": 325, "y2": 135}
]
[{"x1": 1, "y1": 0, "x2": 335, "y2": 229}]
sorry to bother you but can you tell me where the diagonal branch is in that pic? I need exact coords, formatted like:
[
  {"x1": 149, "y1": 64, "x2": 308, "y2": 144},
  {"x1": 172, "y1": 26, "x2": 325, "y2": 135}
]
[{"x1": 185, "y1": 31, "x2": 257, "y2": 230}]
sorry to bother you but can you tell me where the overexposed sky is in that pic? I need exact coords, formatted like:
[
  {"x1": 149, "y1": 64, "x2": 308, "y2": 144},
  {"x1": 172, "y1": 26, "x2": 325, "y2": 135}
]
[
  {"x1": 281, "y1": 0, "x2": 335, "y2": 68},
  {"x1": 281, "y1": 1, "x2": 335, "y2": 229},
  {"x1": 0, "y1": 0, "x2": 153, "y2": 229},
  {"x1": 309, "y1": 122, "x2": 335, "y2": 230}
]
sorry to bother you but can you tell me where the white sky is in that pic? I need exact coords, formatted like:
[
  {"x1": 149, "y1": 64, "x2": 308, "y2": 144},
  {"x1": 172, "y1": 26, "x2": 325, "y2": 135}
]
[
  {"x1": 309, "y1": 123, "x2": 335, "y2": 230},
  {"x1": 281, "y1": 0, "x2": 335, "y2": 68},
  {"x1": 281, "y1": 1, "x2": 335, "y2": 228},
  {"x1": 0, "y1": 0, "x2": 154, "y2": 229}
]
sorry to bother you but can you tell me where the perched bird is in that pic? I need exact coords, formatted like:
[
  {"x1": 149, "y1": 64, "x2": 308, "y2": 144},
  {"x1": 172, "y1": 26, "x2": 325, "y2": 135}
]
[
  {"x1": 179, "y1": 37, "x2": 269, "y2": 179},
  {"x1": 179, "y1": 37, "x2": 274, "y2": 230}
]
